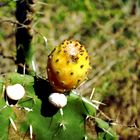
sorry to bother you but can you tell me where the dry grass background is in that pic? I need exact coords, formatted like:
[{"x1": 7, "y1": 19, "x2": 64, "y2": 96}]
[{"x1": 0, "y1": 0, "x2": 140, "y2": 139}]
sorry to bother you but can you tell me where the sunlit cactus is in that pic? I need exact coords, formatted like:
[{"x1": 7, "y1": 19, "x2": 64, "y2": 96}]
[{"x1": 0, "y1": 73, "x2": 118, "y2": 139}]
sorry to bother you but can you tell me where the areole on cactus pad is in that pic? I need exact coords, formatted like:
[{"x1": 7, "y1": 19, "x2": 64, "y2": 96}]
[{"x1": 47, "y1": 40, "x2": 91, "y2": 92}]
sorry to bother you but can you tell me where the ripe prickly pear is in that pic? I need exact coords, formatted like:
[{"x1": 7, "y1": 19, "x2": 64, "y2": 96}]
[{"x1": 47, "y1": 40, "x2": 90, "y2": 92}]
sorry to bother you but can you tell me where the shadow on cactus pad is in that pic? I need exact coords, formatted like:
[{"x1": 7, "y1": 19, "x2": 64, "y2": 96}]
[{"x1": 33, "y1": 76, "x2": 59, "y2": 117}]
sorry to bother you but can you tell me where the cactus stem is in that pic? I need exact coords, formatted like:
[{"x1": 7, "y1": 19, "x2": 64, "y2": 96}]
[
  {"x1": 30, "y1": 124, "x2": 33, "y2": 139},
  {"x1": 15, "y1": 0, "x2": 35, "y2": 74},
  {"x1": 9, "y1": 117, "x2": 17, "y2": 131}
]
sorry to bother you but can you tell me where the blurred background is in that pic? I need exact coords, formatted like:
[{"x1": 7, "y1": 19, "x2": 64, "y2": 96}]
[{"x1": 0, "y1": 0, "x2": 140, "y2": 139}]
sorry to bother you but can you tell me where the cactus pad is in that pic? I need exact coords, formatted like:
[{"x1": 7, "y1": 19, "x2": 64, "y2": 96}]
[{"x1": 0, "y1": 73, "x2": 118, "y2": 139}]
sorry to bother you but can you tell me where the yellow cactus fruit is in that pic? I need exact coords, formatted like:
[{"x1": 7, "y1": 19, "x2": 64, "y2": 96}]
[{"x1": 47, "y1": 40, "x2": 90, "y2": 92}]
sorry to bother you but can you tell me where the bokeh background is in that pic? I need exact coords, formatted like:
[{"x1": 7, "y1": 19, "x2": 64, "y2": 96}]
[{"x1": 0, "y1": 0, "x2": 140, "y2": 139}]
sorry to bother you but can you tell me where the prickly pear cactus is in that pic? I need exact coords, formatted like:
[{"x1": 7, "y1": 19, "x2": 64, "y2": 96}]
[
  {"x1": 0, "y1": 73, "x2": 118, "y2": 140},
  {"x1": 47, "y1": 40, "x2": 91, "y2": 92}
]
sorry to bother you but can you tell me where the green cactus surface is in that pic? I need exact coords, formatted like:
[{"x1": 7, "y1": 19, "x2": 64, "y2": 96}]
[{"x1": 0, "y1": 73, "x2": 118, "y2": 140}]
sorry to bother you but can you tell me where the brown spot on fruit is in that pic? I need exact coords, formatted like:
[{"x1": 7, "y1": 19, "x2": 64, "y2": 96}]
[
  {"x1": 56, "y1": 71, "x2": 59, "y2": 74},
  {"x1": 61, "y1": 81, "x2": 65, "y2": 86},
  {"x1": 67, "y1": 60, "x2": 70, "y2": 64},
  {"x1": 85, "y1": 56, "x2": 88, "y2": 60},
  {"x1": 57, "y1": 50, "x2": 61, "y2": 53},
  {"x1": 55, "y1": 59, "x2": 59, "y2": 63},
  {"x1": 71, "y1": 55, "x2": 79, "y2": 62},
  {"x1": 75, "y1": 42, "x2": 78, "y2": 46},
  {"x1": 77, "y1": 79, "x2": 81, "y2": 83},
  {"x1": 80, "y1": 65, "x2": 84, "y2": 68},
  {"x1": 70, "y1": 72, "x2": 74, "y2": 75}
]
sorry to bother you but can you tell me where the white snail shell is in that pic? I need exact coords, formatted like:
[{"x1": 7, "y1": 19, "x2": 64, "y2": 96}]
[
  {"x1": 48, "y1": 93, "x2": 67, "y2": 108},
  {"x1": 6, "y1": 84, "x2": 25, "y2": 100}
]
